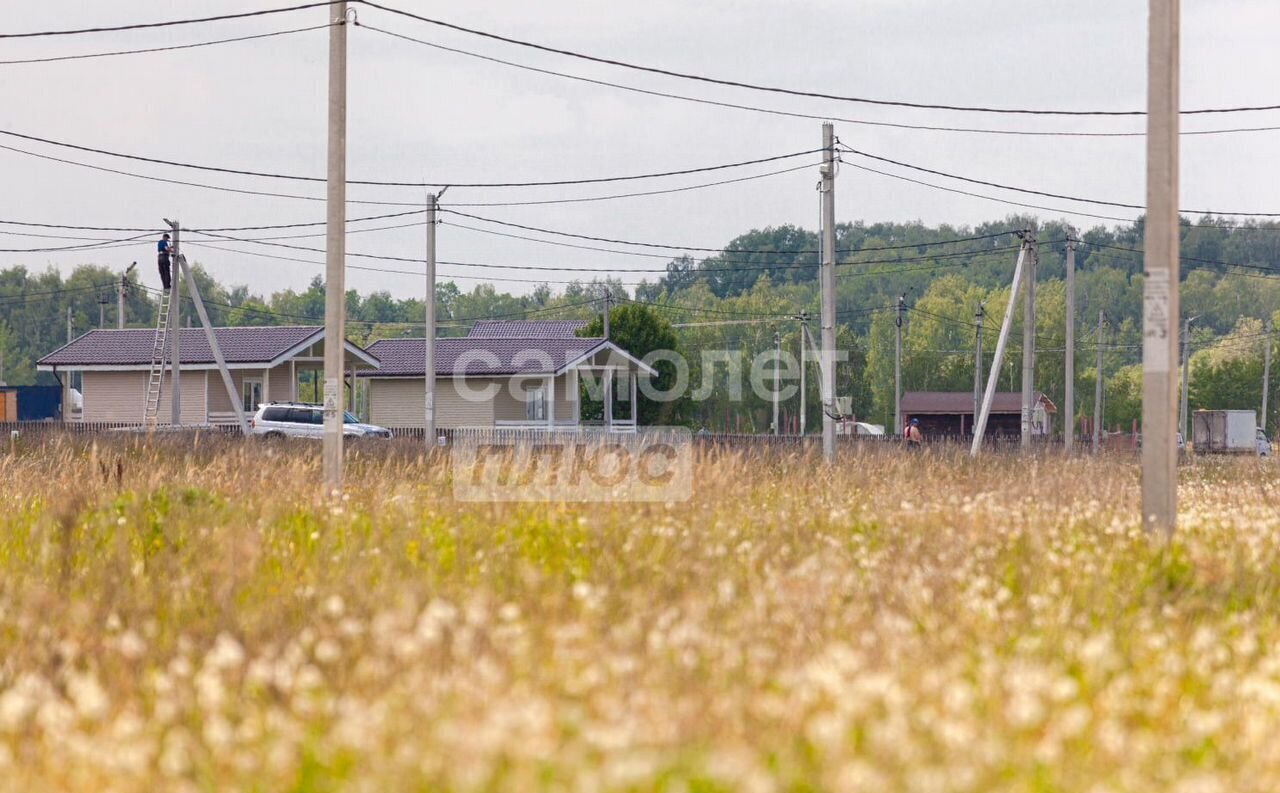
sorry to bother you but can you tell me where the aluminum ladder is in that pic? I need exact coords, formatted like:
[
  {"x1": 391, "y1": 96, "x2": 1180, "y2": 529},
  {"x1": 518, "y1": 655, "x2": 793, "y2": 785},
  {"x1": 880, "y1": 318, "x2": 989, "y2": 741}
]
[{"x1": 142, "y1": 287, "x2": 172, "y2": 427}]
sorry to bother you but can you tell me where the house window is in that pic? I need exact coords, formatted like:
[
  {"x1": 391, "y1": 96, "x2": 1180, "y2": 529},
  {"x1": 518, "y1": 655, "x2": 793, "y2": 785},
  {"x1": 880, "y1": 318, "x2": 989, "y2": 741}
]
[
  {"x1": 242, "y1": 378, "x2": 263, "y2": 414},
  {"x1": 526, "y1": 386, "x2": 547, "y2": 422}
]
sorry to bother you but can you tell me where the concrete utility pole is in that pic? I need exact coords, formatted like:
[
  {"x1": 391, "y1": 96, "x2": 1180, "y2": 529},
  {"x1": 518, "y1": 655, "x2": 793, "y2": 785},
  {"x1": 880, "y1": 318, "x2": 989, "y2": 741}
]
[
  {"x1": 819, "y1": 122, "x2": 837, "y2": 462},
  {"x1": 1064, "y1": 233, "x2": 1077, "y2": 451},
  {"x1": 424, "y1": 190, "x2": 441, "y2": 447},
  {"x1": 1094, "y1": 310, "x2": 1105, "y2": 452},
  {"x1": 1263, "y1": 318, "x2": 1273, "y2": 434},
  {"x1": 971, "y1": 240, "x2": 1030, "y2": 457},
  {"x1": 1178, "y1": 316, "x2": 1197, "y2": 440},
  {"x1": 894, "y1": 294, "x2": 904, "y2": 436},
  {"x1": 773, "y1": 331, "x2": 781, "y2": 436},
  {"x1": 165, "y1": 218, "x2": 182, "y2": 425},
  {"x1": 602, "y1": 289, "x2": 610, "y2": 340},
  {"x1": 974, "y1": 302, "x2": 985, "y2": 433},
  {"x1": 66, "y1": 305, "x2": 72, "y2": 342},
  {"x1": 178, "y1": 255, "x2": 249, "y2": 435},
  {"x1": 98, "y1": 295, "x2": 107, "y2": 328},
  {"x1": 1142, "y1": 0, "x2": 1181, "y2": 535},
  {"x1": 322, "y1": 1, "x2": 348, "y2": 491},
  {"x1": 799, "y1": 313, "x2": 809, "y2": 436},
  {"x1": 1021, "y1": 230, "x2": 1037, "y2": 449}
]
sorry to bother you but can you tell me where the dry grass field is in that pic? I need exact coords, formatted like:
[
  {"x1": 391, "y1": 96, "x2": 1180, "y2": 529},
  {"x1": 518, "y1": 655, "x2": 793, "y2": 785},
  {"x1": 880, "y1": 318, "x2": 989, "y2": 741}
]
[{"x1": 1, "y1": 435, "x2": 1279, "y2": 792}]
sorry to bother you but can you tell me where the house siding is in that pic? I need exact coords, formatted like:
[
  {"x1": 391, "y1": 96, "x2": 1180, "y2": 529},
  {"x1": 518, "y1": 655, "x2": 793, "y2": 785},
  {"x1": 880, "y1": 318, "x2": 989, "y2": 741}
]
[
  {"x1": 82, "y1": 370, "x2": 206, "y2": 424},
  {"x1": 368, "y1": 378, "x2": 497, "y2": 429},
  {"x1": 206, "y1": 365, "x2": 296, "y2": 418},
  {"x1": 489, "y1": 373, "x2": 575, "y2": 422}
]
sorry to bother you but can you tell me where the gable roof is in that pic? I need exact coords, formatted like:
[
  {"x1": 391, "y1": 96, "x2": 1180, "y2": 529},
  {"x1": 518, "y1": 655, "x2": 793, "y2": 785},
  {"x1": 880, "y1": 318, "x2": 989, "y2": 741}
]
[
  {"x1": 466, "y1": 319, "x2": 589, "y2": 339},
  {"x1": 38, "y1": 326, "x2": 378, "y2": 370},
  {"x1": 901, "y1": 391, "x2": 1057, "y2": 415},
  {"x1": 363, "y1": 336, "x2": 654, "y2": 378}
]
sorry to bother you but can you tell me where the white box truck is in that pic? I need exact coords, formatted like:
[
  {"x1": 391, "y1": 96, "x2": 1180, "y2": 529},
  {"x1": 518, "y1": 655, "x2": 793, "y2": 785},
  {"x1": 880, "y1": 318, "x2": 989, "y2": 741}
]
[{"x1": 1191, "y1": 410, "x2": 1270, "y2": 455}]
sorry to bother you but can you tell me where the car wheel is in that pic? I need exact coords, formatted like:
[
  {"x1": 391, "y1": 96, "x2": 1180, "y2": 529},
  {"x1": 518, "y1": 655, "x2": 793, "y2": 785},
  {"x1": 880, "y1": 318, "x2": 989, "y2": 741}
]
[{"x1": 263, "y1": 431, "x2": 286, "y2": 440}]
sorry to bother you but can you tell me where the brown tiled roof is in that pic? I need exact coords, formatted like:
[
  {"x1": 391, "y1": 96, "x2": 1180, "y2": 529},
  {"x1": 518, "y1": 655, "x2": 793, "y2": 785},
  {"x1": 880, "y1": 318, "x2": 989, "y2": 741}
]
[
  {"x1": 39, "y1": 326, "x2": 369, "y2": 368},
  {"x1": 901, "y1": 391, "x2": 1056, "y2": 415},
  {"x1": 364, "y1": 336, "x2": 608, "y2": 377},
  {"x1": 466, "y1": 320, "x2": 588, "y2": 339}
]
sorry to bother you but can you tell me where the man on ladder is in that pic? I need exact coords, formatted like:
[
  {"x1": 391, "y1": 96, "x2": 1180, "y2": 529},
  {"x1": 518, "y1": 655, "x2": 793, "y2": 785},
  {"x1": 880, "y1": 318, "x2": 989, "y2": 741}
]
[
  {"x1": 904, "y1": 417, "x2": 924, "y2": 449},
  {"x1": 157, "y1": 233, "x2": 172, "y2": 290}
]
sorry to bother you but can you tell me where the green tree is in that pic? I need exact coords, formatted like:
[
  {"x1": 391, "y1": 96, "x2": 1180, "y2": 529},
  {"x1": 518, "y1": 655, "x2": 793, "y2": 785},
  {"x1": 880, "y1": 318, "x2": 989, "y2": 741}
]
[{"x1": 579, "y1": 303, "x2": 687, "y2": 425}]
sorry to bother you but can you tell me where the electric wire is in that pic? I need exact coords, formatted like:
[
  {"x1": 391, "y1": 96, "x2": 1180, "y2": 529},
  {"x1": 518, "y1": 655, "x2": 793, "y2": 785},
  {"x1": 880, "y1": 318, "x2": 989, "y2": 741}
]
[
  {"x1": 839, "y1": 143, "x2": 1280, "y2": 218},
  {"x1": 0, "y1": 128, "x2": 823, "y2": 188},
  {"x1": 439, "y1": 207, "x2": 1018, "y2": 254},
  {"x1": 0, "y1": 23, "x2": 332, "y2": 65},
  {"x1": 358, "y1": 22, "x2": 1280, "y2": 139},
  {"x1": 0, "y1": 141, "x2": 821, "y2": 210},
  {"x1": 358, "y1": 1, "x2": 1280, "y2": 117},
  {"x1": 0, "y1": 2, "x2": 344, "y2": 39}
]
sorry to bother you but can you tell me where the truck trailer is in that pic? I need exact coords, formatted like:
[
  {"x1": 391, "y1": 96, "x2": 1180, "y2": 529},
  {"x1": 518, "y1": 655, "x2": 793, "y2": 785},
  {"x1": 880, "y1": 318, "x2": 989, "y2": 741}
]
[{"x1": 1191, "y1": 409, "x2": 1270, "y2": 456}]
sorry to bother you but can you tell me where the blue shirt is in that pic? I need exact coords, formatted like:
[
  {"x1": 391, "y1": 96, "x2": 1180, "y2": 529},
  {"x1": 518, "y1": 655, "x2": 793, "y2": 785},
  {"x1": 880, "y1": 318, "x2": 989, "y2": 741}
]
[{"x1": 157, "y1": 239, "x2": 170, "y2": 254}]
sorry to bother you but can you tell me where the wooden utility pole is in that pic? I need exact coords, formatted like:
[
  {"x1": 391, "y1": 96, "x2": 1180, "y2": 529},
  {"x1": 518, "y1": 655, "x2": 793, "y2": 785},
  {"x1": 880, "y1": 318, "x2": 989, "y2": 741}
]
[
  {"x1": 1021, "y1": 230, "x2": 1037, "y2": 449},
  {"x1": 819, "y1": 122, "x2": 837, "y2": 462},
  {"x1": 1094, "y1": 310, "x2": 1105, "y2": 452},
  {"x1": 971, "y1": 240, "x2": 1030, "y2": 457},
  {"x1": 323, "y1": 0, "x2": 348, "y2": 491},
  {"x1": 895, "y1": 294, "x2": 904, "y2": 436},
  {"x1": 424, "y1": 190, "x2": 441, "y2": 446},
  {"x1": 1263, "y1": 318, "x2": 1273, "y2": 434},
  {"x1": 1142, "y1": 0, "x2": 1181, "y2": 535},
  {"x1": 1064, "y1": 233, "x2": 1077, "y2": 451},
  {"x1": 974, "y1": 302, "x2": 984, "y2": 435}
]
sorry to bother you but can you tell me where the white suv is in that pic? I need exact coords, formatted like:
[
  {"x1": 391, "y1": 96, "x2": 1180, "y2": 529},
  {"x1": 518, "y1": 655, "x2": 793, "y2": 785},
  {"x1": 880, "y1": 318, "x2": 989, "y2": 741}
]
[{"x1": 250, "y1": 402, "x2": 392, "y2": 439}]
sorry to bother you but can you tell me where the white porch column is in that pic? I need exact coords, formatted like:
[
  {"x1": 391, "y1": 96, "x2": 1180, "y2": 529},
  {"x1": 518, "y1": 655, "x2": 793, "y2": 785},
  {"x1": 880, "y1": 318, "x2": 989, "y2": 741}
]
[
  {"x1": 571, "y1": 368, "x2": 580, "y2": 424},
  {"x1": 630, "y1": 372, "x2": 638, "y2": 425},
  {"x1": 290, "y1": 360, "x2": 297, "y2": 402},
  {"x1": 262, "y1": 366, "x2": 270, "y2": 407},
  {"x1": 546, "y1": 373, "x2": 555, "y2": 430},
  {"x1": 604, "y1": 368, "x2": 613, "y2": 429}
]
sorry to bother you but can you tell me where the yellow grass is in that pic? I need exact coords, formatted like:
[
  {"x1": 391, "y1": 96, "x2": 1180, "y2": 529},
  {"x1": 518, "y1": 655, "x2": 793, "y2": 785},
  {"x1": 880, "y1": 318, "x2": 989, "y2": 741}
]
[{"x1": 1, "y1": 435, "x2": 1279, "y2": 792}]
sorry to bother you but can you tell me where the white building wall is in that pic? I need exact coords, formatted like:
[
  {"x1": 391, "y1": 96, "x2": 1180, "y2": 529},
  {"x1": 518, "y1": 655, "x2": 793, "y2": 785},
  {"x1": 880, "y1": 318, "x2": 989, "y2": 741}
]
[
  {"x1": 82, "y1": 370, "x2": 206, "y2": 424},
  {"x1": 367, "y1": 378, "x2": 497, "y2": 429}
]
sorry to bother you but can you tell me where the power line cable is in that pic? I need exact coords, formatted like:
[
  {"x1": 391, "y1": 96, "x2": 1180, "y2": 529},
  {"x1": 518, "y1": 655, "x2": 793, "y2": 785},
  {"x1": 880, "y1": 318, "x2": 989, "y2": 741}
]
[
  {"x1": 0, "y1": 128, "x2": 822, "y2": 188},
  {"x1": 0, "y1": 1, "x2": 344, "y2": 39},
  {"x1": 0, "y1": 23, "x2": 332, "y2": 65},
  {"x1": 839, "y1": 143, "x2": 1280, "y2": 218},
  {"x1": 358, "y1": 22, "x2": 1280, "y2": 139},
  {"x1": 0, "y1": 231, "x2": 154, "y2": 252},
  {"x1": 358, "y1": 0, "x2": 1280, "y2": 117},
  {"x1": 0, "y1": 140, "x2": 822, "y2": 210},
  {"x1": 180, "y1": 239, "x2": 657, "y2": 286},
  {"x1": 439, "y1": 207, "x2": 1017, "y2": 254}
]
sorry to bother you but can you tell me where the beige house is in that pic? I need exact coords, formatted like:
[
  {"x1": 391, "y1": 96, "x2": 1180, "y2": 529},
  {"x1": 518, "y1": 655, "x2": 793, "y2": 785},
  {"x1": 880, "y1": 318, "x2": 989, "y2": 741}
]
[
  {"x1": 38, "y1": 326, "x2": 378, "y2": 426},
  {"x1": 360, "y1": 320, "x2": 657, "y2": 431}
]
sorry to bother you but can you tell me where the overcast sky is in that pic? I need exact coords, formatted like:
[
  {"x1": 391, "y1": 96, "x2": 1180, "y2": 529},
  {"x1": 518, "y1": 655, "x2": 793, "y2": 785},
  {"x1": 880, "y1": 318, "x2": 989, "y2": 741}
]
[{"x1": 2, "y1": 0, "x2": 1278, "y2": 299}]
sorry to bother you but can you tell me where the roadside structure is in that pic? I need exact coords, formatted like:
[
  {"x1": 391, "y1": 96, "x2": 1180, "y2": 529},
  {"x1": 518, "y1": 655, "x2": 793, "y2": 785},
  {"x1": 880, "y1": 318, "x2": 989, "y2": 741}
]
[{"x1": 903, "y1": 390, "x2": 1056, "y2": 439}]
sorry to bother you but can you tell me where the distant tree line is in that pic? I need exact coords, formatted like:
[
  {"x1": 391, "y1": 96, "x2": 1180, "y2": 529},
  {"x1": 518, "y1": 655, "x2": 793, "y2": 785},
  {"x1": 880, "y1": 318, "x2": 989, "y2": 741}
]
[{"x1": 3, "y1": 214, "x2": 1278, "y2": 432}]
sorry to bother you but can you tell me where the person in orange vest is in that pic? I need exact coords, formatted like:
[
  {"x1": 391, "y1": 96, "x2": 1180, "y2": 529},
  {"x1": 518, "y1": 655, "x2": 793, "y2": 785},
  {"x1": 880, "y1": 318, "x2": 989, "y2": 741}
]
[{"x1": 904, "y1": 417, "x2": 923, "y2": 447}]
